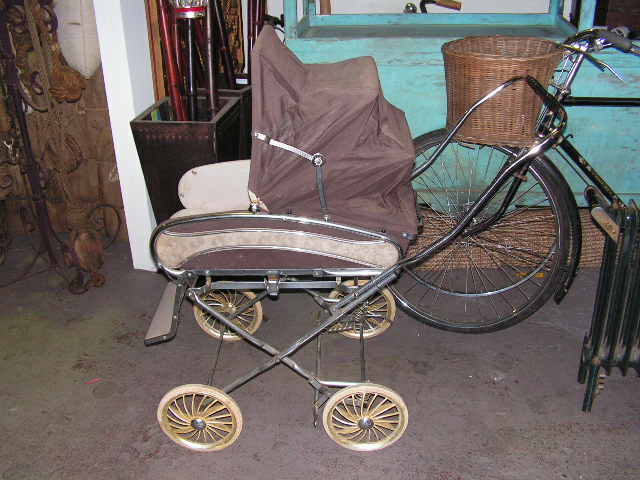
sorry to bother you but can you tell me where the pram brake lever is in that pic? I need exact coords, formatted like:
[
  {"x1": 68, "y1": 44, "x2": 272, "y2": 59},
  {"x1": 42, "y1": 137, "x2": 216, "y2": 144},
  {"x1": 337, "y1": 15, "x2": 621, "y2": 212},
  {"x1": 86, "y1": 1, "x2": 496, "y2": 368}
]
[{"x1": 265, "y1": 273, "x2": 281, "y2": 297}]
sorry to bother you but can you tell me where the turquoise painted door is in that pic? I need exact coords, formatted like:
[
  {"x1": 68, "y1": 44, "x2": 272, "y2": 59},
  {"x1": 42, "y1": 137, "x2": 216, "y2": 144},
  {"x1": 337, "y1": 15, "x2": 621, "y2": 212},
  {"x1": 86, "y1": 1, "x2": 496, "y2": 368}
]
[{"x1": 281, "y1": 0, "x2": 640, "y2": 203}]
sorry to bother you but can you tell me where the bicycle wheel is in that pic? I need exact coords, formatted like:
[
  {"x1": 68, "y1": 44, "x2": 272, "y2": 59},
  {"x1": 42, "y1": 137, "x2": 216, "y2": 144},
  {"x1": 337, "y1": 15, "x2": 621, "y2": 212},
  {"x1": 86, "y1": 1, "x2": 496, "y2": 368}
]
[{"x1": 393, "y1": 129, "x2": 572, "y2": 333}]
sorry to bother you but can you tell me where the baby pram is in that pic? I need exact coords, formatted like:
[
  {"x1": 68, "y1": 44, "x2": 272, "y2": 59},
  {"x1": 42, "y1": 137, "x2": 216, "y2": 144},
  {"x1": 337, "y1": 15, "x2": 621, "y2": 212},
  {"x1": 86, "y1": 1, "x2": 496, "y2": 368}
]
[{"x1": 147, "y1": 26, "x2": 566, "y2": 452}]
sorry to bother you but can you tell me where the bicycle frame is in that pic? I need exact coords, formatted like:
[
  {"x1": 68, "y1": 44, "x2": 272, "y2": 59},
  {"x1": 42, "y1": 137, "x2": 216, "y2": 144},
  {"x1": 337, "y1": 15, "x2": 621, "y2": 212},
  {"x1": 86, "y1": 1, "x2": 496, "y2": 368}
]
[
  {"x1": 545, "y1": 29, "x2": 639, "y2": 208},
  {"x1": 406, "y1": 28, "x2": 638, "y2": 307}
]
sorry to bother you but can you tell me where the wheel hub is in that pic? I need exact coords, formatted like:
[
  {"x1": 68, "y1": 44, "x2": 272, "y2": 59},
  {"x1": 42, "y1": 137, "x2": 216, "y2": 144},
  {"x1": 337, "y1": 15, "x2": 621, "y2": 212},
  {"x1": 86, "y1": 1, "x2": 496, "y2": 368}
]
[
  {"x1": 190, "y1": 418, "x2": 206, "y2": 431},
  {"x1": 221, "y1": 303, "x2": 237, "y2": 314},
  {"x1": 358, "y1": 417, "x2": 374, "y2": 430}
]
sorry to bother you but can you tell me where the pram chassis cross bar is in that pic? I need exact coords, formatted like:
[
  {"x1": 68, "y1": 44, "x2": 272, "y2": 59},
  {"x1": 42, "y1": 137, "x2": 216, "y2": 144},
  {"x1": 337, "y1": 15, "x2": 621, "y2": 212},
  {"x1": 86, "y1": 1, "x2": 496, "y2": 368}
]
[{"x1": 189, "y1": 269, "x2": 399, "y2": 395}]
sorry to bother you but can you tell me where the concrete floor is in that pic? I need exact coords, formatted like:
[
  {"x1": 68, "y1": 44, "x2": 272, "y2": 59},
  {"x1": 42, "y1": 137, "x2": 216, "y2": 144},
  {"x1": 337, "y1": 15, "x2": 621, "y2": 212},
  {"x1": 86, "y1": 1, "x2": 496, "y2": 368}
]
[{"x1": 1, "y1": 242, "x2": 639, "y2": 480}]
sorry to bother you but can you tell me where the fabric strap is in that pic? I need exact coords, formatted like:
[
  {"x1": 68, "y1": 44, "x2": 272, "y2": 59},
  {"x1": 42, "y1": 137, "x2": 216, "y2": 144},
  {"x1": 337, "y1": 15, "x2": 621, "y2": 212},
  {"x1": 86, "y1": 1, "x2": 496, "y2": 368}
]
[
  {"x1": 254, "y1": 132, "x2": 316, "y2": 163},
  {"x1": 254, "y1": 131, "x2": 329, "y2": 218}
]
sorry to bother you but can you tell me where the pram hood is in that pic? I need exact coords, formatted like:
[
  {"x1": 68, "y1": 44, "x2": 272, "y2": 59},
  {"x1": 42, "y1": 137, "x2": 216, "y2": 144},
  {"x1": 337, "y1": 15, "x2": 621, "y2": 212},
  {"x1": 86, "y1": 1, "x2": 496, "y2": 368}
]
[{"x1": 248, "y1": 26, "x2": 418, "y2": 248}]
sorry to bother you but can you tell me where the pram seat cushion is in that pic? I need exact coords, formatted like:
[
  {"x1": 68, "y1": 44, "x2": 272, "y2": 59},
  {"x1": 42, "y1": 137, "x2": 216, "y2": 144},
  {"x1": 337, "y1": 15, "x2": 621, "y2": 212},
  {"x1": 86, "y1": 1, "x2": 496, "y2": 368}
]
[
  {"x1": 249, "y1": 26, "x2": 418, "y2": 249},
  {"x1": 178, "y1": 160, "x2": 250, "y2": 212},
  {"x1": 153, "y1": 213, "x2": 401, "y2": 271}
]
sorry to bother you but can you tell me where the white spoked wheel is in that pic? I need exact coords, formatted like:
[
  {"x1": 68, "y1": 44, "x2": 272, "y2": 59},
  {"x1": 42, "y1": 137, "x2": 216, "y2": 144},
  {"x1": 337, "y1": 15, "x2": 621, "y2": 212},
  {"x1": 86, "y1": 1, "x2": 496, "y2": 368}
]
[
  {"x1": 328, "y1": 280, "x2": 396, "y2": 339},
  {"x1": 322, "y1": 383, "x2": 408, "y2": 451},
  {"x1": 157, "y1": 384, "x2": 242, "y2": 452},
  {"x1": 193, "y1": 289, "x2": 263, "y2": 342}
]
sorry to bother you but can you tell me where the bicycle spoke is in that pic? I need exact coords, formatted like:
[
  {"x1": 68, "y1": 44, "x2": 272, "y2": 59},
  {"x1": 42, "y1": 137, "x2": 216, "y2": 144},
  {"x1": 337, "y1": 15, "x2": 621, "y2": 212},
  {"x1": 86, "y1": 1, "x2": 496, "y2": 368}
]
[{"x1": 398, "y1": 133, "x2": 570, "y2": 331}]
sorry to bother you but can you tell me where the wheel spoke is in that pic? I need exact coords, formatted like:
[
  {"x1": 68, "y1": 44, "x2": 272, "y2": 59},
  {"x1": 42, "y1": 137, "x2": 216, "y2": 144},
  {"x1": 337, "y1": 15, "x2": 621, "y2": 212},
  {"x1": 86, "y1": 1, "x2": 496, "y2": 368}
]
[
  {"x1": 332, "y1": 412, "x2": 357, "y2": 426},
  {"x1": 201, "y1": 402, "x2": 226, "y2": 418},
  {"x1": 337, "y1": 402, "x2": 358, "y2": 423},
  {"x1": 208, "y1": 423, "x2": 233, "y2": 434},
  {"x1": 368, "y1": 399, "x2": 395, "y2": 418},
  {"x1": 168, "y1": 405, "x2": 190, "y2": 423}
]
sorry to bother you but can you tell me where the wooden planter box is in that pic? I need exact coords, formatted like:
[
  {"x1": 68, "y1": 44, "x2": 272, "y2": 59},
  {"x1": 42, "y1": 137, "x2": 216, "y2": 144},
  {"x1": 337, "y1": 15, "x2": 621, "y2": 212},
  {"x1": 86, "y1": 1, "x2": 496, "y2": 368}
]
[{"x1": 130, "y1": 86, "x2": 251, "y2": 223}]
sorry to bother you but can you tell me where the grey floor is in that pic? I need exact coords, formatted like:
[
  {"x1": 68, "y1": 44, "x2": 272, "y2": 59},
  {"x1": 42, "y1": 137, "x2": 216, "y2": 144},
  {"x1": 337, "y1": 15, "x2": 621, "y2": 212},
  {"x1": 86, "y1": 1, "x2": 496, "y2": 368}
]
[{"x1": 1, "y1": 242, "x2": 639, "y2": 480}]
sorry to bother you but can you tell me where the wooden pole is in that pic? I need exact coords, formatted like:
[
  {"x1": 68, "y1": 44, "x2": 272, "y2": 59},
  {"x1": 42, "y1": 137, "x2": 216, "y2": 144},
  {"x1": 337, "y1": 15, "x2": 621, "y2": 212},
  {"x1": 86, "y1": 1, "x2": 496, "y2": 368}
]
[
  {"x1": 144, "y1": 0, "x2": 166, "y2": 100},
  {"x1": 211, "y1": 0, "x2": 236, "y2": 89},
  {"x1": 319, "y1": 0, "x2": 331, "y2": 15},
  {"x1": 206, "y1": 1, "x2": 220, "y2": 117},
  {"x1": 248, "y1": 0, "x2": 255, "y2": 83}
]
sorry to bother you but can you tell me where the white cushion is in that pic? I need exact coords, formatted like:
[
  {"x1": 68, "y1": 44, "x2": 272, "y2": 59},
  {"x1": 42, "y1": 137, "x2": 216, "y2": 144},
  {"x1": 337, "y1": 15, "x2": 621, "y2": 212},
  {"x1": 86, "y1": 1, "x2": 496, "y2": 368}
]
[{"x1": 178, "y1": 160, "x2": 250, "y2": 213}]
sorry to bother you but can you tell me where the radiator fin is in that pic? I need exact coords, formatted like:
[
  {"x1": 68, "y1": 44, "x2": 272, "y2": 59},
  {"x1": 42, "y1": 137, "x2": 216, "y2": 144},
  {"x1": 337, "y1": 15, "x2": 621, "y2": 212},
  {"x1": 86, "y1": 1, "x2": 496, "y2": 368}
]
[{"x1": 579, "y1": 200, "x2": 640, "y2": 411}]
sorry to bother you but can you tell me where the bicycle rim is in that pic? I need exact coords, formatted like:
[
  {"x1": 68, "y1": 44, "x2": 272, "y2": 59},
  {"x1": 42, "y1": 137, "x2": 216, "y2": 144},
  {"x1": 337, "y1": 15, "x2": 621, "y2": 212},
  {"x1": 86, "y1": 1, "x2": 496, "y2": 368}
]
[{"x1": 393, "y1": 130, "x2": 571, "y2": 332}]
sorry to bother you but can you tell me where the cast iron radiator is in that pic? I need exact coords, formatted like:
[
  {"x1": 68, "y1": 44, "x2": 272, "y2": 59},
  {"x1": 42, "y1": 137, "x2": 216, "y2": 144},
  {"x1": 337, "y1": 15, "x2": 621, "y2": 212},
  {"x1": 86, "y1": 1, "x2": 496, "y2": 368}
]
[{"x1": 578, "y1": 200, "x2": 640, "y2": 411}]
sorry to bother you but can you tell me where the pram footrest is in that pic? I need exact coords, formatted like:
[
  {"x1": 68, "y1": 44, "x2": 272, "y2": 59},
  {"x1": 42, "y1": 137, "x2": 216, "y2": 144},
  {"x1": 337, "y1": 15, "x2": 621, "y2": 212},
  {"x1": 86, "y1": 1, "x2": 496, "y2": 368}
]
[{"x1": 145, "y1": 282, "x2": 179, "y2": 346}]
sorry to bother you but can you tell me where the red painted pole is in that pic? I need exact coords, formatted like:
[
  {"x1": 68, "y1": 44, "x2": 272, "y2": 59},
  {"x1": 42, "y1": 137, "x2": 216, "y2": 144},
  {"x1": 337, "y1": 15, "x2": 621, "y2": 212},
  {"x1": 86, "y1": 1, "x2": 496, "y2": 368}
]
[{"x1": 157, "y1": 0, "x2": 187, "y2": 121}]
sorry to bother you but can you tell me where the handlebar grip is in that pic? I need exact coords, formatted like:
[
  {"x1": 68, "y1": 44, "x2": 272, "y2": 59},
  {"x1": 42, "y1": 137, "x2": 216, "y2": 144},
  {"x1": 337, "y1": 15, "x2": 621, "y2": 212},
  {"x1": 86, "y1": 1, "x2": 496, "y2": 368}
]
[{"x1": 598, "y1": 29, "x2": 634, "y2": 52}]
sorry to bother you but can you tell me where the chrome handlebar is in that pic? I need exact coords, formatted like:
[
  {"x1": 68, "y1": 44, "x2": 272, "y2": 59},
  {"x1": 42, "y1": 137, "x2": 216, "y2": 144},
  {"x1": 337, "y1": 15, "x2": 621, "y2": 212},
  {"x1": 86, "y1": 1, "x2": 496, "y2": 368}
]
[{"x1": 564, "y1": 27, "x2": 640, "y2": 56}]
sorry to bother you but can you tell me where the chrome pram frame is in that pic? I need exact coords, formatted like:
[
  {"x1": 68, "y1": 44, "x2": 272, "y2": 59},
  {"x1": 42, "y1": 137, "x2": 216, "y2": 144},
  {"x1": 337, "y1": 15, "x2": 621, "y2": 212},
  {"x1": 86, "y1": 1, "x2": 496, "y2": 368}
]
[{"x1": 147, "y1": 76, "x2": 567, "y2": 453}]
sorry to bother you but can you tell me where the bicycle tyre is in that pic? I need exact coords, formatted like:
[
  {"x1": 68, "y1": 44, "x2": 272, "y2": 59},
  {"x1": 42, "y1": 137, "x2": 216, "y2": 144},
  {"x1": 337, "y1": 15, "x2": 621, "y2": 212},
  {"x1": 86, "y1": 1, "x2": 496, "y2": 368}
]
[{"x1": 393, "y1": 129, "x2": 572, "y2": 333}]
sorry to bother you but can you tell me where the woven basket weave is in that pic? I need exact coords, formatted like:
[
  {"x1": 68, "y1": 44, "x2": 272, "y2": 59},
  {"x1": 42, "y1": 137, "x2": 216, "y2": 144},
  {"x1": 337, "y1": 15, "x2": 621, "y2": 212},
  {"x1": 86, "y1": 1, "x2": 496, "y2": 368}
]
[
  {"x1": 406, "y1": 208, "x2": 605, "y2": 271},
  {"x1": 442, "y1": 36, "x2": 563, "y2": 147}
]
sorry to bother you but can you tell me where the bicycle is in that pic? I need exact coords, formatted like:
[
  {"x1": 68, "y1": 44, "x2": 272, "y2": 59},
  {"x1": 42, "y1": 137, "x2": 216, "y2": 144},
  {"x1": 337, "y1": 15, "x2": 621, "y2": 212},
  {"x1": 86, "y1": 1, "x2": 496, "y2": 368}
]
[{"x1": 393, "y1": 27, "x2": 640, "y2": 333}]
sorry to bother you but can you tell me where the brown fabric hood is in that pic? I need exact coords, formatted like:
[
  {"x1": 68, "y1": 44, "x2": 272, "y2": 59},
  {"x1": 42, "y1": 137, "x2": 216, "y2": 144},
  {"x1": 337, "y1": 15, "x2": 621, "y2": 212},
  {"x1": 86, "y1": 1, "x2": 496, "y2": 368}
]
[{"x1": 248, "y1": 26, "x2": 418, "y2": 248}]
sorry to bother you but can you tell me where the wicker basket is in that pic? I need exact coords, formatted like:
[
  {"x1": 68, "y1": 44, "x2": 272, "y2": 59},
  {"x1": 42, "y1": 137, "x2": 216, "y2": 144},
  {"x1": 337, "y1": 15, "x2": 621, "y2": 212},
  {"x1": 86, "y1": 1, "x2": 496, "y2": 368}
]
[
  {"x1": 406, "y1": 207, "x2": 605, "y2": 271},
  {"x1": 442, "y1": 36, "x2": 563, "y2": 147}
]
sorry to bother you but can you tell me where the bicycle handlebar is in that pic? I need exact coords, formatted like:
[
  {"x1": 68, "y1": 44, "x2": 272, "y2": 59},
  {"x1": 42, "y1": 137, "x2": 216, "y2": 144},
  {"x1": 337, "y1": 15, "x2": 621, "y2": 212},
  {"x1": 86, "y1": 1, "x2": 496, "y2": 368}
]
[
  {"x1": 598, "y1": 29, "x2": 635, "y2": 53},
  {"x1": 565, "y1": 27, "x2": 640, "y2": 56}
]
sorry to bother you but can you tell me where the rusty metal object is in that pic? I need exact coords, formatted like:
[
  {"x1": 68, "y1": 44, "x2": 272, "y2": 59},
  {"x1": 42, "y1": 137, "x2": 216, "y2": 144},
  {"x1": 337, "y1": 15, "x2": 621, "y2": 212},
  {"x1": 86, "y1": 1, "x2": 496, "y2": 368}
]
[
  {"x1": 65, "y1": 228, "x2": 105, "y2": 294},
  {"x1": 0, "y1": 94, "x2": 10, "y2": 135},
  {"x1": 6, "y1": 0, "x2": 84, "y2": 110},
  {"x1": 0, "y1": 200, "x2": 9, "y2": 265},
  {"x1": 591, "y1": 206, "x2": 620, "y2": 241},
  {"x1": 0, "y1": 0, "x2": 115, "y2": 293}
]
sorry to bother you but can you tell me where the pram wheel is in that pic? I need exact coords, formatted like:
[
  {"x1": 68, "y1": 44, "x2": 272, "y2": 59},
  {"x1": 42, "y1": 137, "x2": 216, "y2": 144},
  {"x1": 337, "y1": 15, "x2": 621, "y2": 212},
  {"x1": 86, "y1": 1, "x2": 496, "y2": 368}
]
[
  {"x1": 328, "y1": 280, "x2": 396, "y2": 339},
  {"x1": 396, "y1": 129, "x2": 572, "y2": 333},
  {"x1": 322, "y1": 383, "x2": 408, "y2": 451},
  {"x1": 157, "y1": 384, "x2": 243, "y2": 451},
  {"x1": 193, "y1": 288, "x2": 263, "y2": 341}
]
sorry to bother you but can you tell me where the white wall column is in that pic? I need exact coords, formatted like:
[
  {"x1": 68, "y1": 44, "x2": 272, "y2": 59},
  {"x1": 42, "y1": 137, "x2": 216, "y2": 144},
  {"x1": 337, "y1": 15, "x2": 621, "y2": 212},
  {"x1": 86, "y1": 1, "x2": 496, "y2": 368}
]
[{"x1": 94, "y1": 0, "x2": 157, "y2": 271}]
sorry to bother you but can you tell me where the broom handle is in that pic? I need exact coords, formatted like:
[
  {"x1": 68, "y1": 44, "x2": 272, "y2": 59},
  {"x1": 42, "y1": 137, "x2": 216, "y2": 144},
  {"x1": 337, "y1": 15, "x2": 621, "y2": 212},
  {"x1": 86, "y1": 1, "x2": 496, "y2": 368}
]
[
  {"x1": 157, "y1": 0, "x2": 187, "y2": 120},
  {"x1": 435, "y1": 0, "x2": 462, "y2": 10},
  {"x1": 211, "y1": 0, "x2": 236, "y2": 89},
  {"x1": 319, "y1": 0, "x2": 331, "y2": 14}
]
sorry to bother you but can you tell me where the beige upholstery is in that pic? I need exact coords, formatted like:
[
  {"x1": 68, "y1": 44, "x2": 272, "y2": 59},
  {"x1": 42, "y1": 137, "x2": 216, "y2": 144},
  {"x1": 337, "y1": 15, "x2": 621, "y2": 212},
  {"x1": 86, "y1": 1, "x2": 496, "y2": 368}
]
[
  {"x1": 153, "y1": 214, "x2": 400, "y2": 271},
  {"x1": 178, "y1": 160, "x2": 250, "y2": 212},
  {"x1": 171, "y1": 208, "x2": 245, "y2": 218}
]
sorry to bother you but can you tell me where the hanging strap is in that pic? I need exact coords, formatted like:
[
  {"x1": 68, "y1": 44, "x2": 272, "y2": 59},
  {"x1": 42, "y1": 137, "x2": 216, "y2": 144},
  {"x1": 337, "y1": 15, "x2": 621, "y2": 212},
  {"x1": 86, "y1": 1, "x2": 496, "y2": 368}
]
[{"x1": 254, "y1": 132, "x2": 329, "y2": 218}]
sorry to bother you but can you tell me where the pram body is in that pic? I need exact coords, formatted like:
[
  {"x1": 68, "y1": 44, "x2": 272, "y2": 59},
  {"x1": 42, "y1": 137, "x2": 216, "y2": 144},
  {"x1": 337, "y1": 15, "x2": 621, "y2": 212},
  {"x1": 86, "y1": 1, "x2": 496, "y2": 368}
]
[{"x1": 147, "y1": 26, "x2": 567, "y2": 452}]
